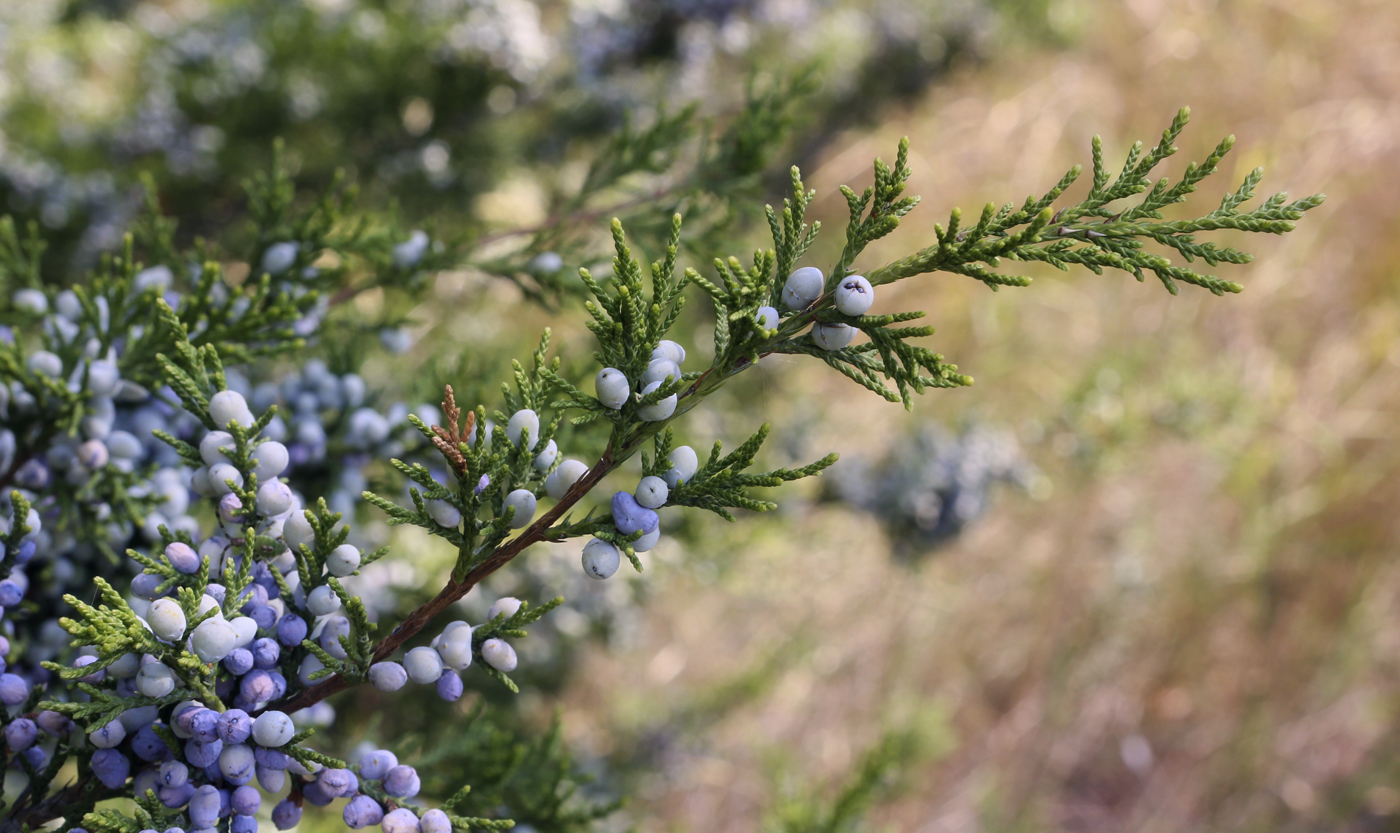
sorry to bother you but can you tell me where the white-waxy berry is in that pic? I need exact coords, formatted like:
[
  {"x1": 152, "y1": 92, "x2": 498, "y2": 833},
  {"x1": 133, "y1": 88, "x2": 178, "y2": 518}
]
[
  {"x1": 635, "y1": 476, "x2": 668, "y2": 509},
  {"x1": 641, "y1": 358, "x2": 681, "y2": 386},
  {"x1": 207, "y1": 463, "x2": 243, "y2": 496},
  {"x1": 582, "y1": 538, "x2": 621, "y2": 580},
  {"x1": 27, "y1": 350, "x2": 62, "y2": 378},
  {"x1": 262, "y1": 241, "x2": 298, "y2": 275},
  {"x1": 404, "y1": 646, "x2": 445, "y2": 684},
  {"x1": 833, "y1": 274, "x2": 873, "y2": 316},
  {"x1": 200, "y1": 431, "x2": 235, "y2": 466},
  {"x1": 480, "y1": 638, "x2": 517, "y2": 672},
  {"x1": 487, "y1": 597, "x2": 522, "y2": 622},
  {"x1": 392, "y1": 230, "x2": 430, "y2": 269},
  {"x1": 209, "y1": 390, "x2": 255, "y2": 429},
  {"x1": 369, "y1": 661, "x2": 408, "y2": 692},
  {"x1": 755, "y1": 306, "x2": 779, "y2": 330},
  {"x1": 284, "y1": 512, "x2": 315, "y2": 551},
  {"x1": 298, "y1": 655, "x2": 325, "y2": 686},
  {"x1": 652, "y1": 340, "x2": 686, "y2": 365},
  {"x1": 812, "y1": 322, "x2": 855, "y2": 351},
  {"x1": 637, "y1": 381, "x2": 676, "y2": 422},
  {"x1": 230, "y1": 616, "x2": 258, "y2": 647},
  {"x1": 306, "y1": 585, "x2": 341, "y2": 616},
  {"x1": 783, "y1": 266, "x2": 824, "y2": 310},
  {"x1": 148, "y1": 598, "x2": 187, "y2": 642},
  {"x1": 421, "y1": 809, "x2": 451, "y2": 833},
  {"x1": 252, "y1": 711, "x2": 295, "y2": 747},
  {"x1": 327, "y1": 544, "x2": 361, "y2": 577},
  {"x1": 251, "y1": 440, "x2": 289, "y2": 482},
  {"x1": 545, "y1": 459, "x2": 589, "y2": 501},
  {"x1": 13, "y1": 288, "x2": 48, "y2": 315},
  {"x1": 595, "y1": 368, "x2": 630, "y2": 410},
  {"x1": 533, "y1": 439, "x2": 558, "y2": 471},
  {"x1": 437, "y1": 630, "x2": 474, "y2": 671},
  {"x1": 197, "y1": 592, "x2": 221, "y2": 618},
  {"x1": 426, "y1": 499, "x2": 462, "y2": 528},
  {"x1": 137, "y1": 662, "x2": 178, "y2": 698},
  {"x1": 634, "y1": 526, "x2": 661, "y2": 552},
  {"x1": 256, "y1": 480, "x2": 293, "y2": 517},
  {"x1": 503, "y1": 489, "x2": 537, "y2": 528},
  {"x1": 190, "y1": 466, "x2": 215, "y2": 497},
  {"x1": 107, "y1": 653, "x2": 140, "y2": 679},
  {"x1": 192, "y1": 617, "x2": 238, "y2": 663},
  {"x1": 663, "y1": 445, "x2": 699, "y2": 489},
  {"x1": 506, "y1": 409, "x2": 540, "y2": 451},
  {"x1": 89, "y1": 720, "x2": 126, "y2": 748}
]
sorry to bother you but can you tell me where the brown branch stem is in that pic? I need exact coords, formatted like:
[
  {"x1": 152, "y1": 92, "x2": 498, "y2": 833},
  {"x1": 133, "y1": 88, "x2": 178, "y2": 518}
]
[{"x1": 275, "y1": 445, "x2": 619, "y2": 715}]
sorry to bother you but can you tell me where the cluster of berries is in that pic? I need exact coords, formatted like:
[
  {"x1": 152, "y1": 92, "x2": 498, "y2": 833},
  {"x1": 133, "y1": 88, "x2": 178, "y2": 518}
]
[
  {"x1": 775, "y1": 266, "x2": 875, "y2": 350},
  {"x1": 19, "y1": 386, "x2": 513, "y2": 833}
]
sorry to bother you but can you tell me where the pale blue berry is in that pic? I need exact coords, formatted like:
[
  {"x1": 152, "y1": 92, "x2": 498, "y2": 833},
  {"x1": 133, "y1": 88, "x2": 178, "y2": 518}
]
[
  {"x1": 636, "y1": 381, "x2": 676, "y2": 422},
  {"x1": 545, "y1": 459, "x2": 588, "y2": 500},
  {"x1": 256, "y1": 480, "x2": 293, "y2": 516},
  {"x1": 506, "y1": 409, "x2": 540, "y2": 451},
  {"x1": 755, "y1": 306, "x2": 779, "y2": 330},
  {"x1": 533, "y1": 439, "x2": 558, "y2": 471},
  {"x1": 595, "y1": 368, "x2": 629, "y2": 409},
  {"x1": 833, "y1": 274, "x2": 873, "y2": 316},
  {"x1": 191, "y1": 617, "x2": 237, "y2": 662},
  {"x1": 663, "y1": 445, "x2": 699, "y2": 489},
  {"x1": 782, "y1": 266, "x2": 824, "y2": 309},
  {"x1": 369, "y1": 662, "x2": 407, "y2": 692},
  {"x1": 641, "y1": 358, "x2": 680, "y2": 386},
  {"x1": 209, "y1": 390, "x2": 254, "y2": 429},
  {"x1": 427, "y1": 499, "x2": 462, "y2": 528},
  {"x1": 383, "y1": 765, "x2": 421, "y2": 798},
  {"x1": 582, "y1": 538, "x2": 620, "y2": 580},
  {"x1": 382, "y1": 808, "x2": 421, "y2": 833},
  {"x1": 147, "y1": 598, "x2": 187, "y2": 642},
  {"x1": 652, "y1": 340, "x2": 686, "y2": 364},
  {"x1": 392, "y1": 230, "x2": 430, "y2": 269},
  {"x1": 404, "y1": 646, "x2": 444, "y2": 684},
  {"x1": 487, "y1": 597, "x2": 522, "y2": 622},
  {"x1": 252, "y1": 711, "x2": 295, "y2": 747},
  {"x1": 261, "y1": 242, "x2": 298, "y2": 275},
  {"x1": 812, "y1": 322, "x2": 855, "y2": 351},
  {"x1": 635, "y1": 476, "x2": 668, "y2": 509},
  {"x1": 481, "y1": 638, "x2": 517, "y2": 672},
  {"x1": 503, "y1": 489, "x2": 537, "y2": 528}
]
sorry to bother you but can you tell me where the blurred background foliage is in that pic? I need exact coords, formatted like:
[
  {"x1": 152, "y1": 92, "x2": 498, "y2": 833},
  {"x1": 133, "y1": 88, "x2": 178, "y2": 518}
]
[{"x1": 5, "y1": 0, "x2": 1385, "y2": 831}]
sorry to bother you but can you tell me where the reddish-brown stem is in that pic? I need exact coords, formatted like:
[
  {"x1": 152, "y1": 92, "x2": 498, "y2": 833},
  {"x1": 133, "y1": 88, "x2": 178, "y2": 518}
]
[{"x1": 275, "y1": 446, "x2": 618, "y2": 715}]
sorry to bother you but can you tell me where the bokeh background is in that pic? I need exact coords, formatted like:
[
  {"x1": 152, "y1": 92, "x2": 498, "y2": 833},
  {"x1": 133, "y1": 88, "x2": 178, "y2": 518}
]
[{"x1": 5, "y1": 0, "x2": 1395, "y2": 831}]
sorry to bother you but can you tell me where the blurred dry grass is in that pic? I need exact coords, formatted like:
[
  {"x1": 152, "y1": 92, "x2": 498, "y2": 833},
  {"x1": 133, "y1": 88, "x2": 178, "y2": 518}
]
[{"x1": 547, "y1": 0, "x2": 1400, "y2": 830}]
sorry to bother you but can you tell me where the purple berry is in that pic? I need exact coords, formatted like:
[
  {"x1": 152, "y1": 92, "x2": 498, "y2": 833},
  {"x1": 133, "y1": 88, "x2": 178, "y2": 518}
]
[
  {"x1": 436, "y1": 670, "x2": 463, "y2": 702},
  {"x1": 344, "y1": 795, "x2": 384, "y2": 829},
  {"x1": 91, "y1": 748, "x2": 130, "y2": 789},
  {"x1": 271, "y1": 799, "x2": 301, "y2": 830},
  {"x1": 383, "y1": 765, "x2": 420, "y2": 798}
]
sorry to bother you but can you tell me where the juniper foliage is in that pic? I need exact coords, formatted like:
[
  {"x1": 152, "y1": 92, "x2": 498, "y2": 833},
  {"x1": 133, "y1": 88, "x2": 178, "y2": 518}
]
[{"x1": 0, "y1": 110, "x2": 1321, "y2": 833}]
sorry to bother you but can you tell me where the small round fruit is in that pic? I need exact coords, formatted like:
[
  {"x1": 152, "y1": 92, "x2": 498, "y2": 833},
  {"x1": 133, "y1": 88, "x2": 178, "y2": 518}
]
[
  {"x1": 663, "y1": 445, "x2": 699, "y2": 489},
  {"x1": 833, "y1": 274, "x2": 873, "y2": 316},
  {"x1": 545, "y1": 459, "x2": 589, "y2": 500},
  {"x1": 636, "y1": 382, "x2": 676, "y2": 422},
  {"x1": 505, "y1": 409, "x2": 539, "y2": 451},
  {"x1": 582, "y1": 538, "x2": 621, "y2": 580},
  {"x1": 502, "y1": 489, "x2": 537, "y2": 528},
  {"x1": 595, "y1": 368, "x2": 630, "y2": 410},
  {"x1": 812, "y1": 322, "x2": 855, "y2": 351},
  {"x1": 635, "y1": 476, "x2": 668, "y2": 509},
  {"x1": 782, "y1": 266, "x2": 824, "y2": 310}
]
